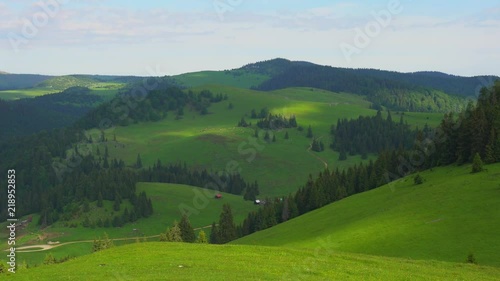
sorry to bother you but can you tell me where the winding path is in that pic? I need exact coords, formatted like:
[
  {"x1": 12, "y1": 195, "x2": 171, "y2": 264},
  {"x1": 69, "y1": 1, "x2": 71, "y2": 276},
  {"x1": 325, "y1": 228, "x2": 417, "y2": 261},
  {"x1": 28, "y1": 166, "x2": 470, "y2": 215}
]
[
  {"x1": 8, "y1": 225, "x2": 214, "y2": 253},
  {"x1": 307, "y1": 135, "x2": 329, "y2": 169}
]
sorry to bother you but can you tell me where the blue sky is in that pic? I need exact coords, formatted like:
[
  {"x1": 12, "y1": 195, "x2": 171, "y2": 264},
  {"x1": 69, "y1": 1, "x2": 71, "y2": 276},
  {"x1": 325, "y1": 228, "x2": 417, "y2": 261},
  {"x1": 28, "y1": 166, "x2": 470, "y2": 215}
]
[{"x1": 1, "y1": 0, "x2": 499, "y2": 76}]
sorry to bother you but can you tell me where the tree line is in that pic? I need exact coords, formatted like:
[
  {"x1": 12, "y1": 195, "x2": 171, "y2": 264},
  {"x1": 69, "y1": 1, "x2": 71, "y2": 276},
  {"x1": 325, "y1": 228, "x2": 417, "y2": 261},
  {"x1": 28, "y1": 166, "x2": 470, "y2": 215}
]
[
  {"x1": 331, "y1": 110, "x2": 419, "y2": 158},
  {"x1": 138, "y1": 160, "x2": 260, "y2": 200}
]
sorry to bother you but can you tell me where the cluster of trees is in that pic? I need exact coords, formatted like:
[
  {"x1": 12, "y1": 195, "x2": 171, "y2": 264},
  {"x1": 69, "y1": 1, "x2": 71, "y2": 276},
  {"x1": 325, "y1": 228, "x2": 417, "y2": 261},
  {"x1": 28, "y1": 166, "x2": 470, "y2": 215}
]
[
  {"x1": 0, "y1": 122, "x2": 156, "y2": 226},
  {"x1": 159, "y1": 214, "x2": 207, "y2": 243},
  {"x1": 429, "y1": 82, "x2": 500, "y2": 166},
  {"x1": 256, "y1": 114, "x2": 298, "y2": 130},
  {"x1": 138, "y1": 160, "x2": 260, "y2": 198},
  {"x1": 92, "y1": 233, "x2": 114, "y2": 252},
  {"x1": 237, "y1": 117, "x2": 252, "y2": 127},
  {"x1": 311, "y1": 138, "x2": 325, "y2": 152},
  {"x1": 250, "y1": 107, "x2": 270, "y2": 119},
  {"x1": 77, "y1": 87, "x2": 225, "y2": 128},
  {"x1": 331, "y1": 111, "x2": 419, "y2": 158}
]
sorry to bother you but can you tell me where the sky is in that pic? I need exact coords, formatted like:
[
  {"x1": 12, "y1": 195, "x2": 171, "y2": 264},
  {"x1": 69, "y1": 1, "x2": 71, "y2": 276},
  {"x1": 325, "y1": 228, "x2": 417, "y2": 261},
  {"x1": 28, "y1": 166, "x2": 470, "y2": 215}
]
[{"x1": 0, "y1": 0, "x2": 499, "y2": 76}]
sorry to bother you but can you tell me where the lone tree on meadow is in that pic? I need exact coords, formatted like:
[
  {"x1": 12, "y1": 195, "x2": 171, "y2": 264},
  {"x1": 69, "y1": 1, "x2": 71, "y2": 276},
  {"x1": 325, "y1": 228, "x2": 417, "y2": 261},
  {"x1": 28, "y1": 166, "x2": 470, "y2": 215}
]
[
  {"x1": 471, "y1": 153, "x2": 484, "y2": 173},
  {"x1": 307, "y1": 125, "x2": 313, "y2": 138}
]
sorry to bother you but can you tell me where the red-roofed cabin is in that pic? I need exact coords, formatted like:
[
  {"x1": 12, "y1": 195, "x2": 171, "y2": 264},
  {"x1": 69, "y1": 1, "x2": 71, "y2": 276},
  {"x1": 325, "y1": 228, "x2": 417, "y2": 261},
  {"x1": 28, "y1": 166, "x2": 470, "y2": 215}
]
[{"x1": 215, "y1": 194, "x2": 222, "y2": 199}]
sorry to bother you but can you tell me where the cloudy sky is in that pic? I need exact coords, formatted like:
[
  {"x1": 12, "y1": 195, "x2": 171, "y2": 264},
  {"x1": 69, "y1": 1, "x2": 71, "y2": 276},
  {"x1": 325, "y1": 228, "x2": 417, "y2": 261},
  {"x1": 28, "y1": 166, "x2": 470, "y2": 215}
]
[{"x1": 1, "y1": 0, "x2": 499, "y2": 76}]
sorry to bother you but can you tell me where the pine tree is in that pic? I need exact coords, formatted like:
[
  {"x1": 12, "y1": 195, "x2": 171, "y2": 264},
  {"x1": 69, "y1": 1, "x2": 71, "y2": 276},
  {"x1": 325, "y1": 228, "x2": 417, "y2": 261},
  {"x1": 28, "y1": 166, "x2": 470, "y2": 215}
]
[
  {"x1": 218, "y1": 204, "x2": 237, "y2": 243},
  {"x1": 136, "y1": 154, "x2": 143, "y2": 169},
  {"x1": 307, "y1": 125, "x2": 313, "y2": 138},
  {"x1": 166, "y1": 221, "x2": 183, "y2": 242},
  {"x1": 209, "y1": 222, "x2": 219, "y2": 244},
  {"x1": 196, "y1": 230, "x2": 208, "y2": 243},
  {"x1": 284, "y1": 131, "x2": 289, "y2": 139},
  {"x1": 472, "y1": 153, "x2": 484, "y2": 173},
  {"x1": 179, "y1": 213, "x2": 196, "y2": 243},
  {"x1": 272, "y1": 134, "x2": 276, "y2": 142}
]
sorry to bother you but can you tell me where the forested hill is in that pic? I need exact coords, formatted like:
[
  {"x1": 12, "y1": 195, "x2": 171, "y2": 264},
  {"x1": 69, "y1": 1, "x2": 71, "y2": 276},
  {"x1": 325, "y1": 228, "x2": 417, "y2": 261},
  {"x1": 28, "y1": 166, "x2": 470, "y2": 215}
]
[
  {"x1": 0, "y1": 87, "x2": 104, "y2": 140},
  {"x1": 0, "y1": 73, "x2": 52, "y2": 90},
  {"x1": 242, "y1": 59, "x2": 497, "y2": 112}
]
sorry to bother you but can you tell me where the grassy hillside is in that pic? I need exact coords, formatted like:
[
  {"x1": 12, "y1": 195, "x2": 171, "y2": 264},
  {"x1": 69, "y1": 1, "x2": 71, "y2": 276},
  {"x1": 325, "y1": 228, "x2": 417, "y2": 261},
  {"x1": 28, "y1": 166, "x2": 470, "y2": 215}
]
[
  {"x1": 172, "y1": 70, "x2": 269, "y2": 89},
  {"x1": 0, "y1": 76, "x2": 124, "y2": 100},
  {"x1": 89, "y1": 85, "x2": 442, "y2": 197},
  {"x1": 234, "y1": 163, "x2": 500, "y2": 267},
  {"x1": 1, "y1": 183, "x2": 257, "y2": 266},
  {"x1": 8, "y1": 242, "x2": 500, "y2": 280}
]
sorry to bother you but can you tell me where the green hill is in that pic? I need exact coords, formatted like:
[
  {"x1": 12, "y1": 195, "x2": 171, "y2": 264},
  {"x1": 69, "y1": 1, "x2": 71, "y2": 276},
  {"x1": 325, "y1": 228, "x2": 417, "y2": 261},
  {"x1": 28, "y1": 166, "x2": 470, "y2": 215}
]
[
  {"x1": 90, "y1": 85, "x2": 442, "y2": 197},
  {"x1": 172, "y1": 70, "x2": 269, "y2": 89},
  {"x1": 7, "y1": 242, "x2": 500, "y2": 280},
  {"x1": 234, "y1": 163, "x2": 500, "y2": 267}
]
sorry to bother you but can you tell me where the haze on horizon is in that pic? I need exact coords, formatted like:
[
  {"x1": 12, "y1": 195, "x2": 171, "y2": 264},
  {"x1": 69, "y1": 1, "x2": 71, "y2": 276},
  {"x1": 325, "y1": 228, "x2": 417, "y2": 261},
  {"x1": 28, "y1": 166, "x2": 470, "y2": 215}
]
[{"x1": 1, "y1": 0, "x2": 499, "y2": 77}]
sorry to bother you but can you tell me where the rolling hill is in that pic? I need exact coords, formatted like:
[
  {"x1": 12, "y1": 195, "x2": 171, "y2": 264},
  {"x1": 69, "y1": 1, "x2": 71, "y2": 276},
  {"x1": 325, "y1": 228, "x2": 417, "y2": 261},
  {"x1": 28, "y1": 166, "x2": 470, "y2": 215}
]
[
  {"x1": 87, "y1": 85, "x2": 442, "y2": 197},
  {"x1": 234, "y1": 163, "x2": 500, "y2": 267}
]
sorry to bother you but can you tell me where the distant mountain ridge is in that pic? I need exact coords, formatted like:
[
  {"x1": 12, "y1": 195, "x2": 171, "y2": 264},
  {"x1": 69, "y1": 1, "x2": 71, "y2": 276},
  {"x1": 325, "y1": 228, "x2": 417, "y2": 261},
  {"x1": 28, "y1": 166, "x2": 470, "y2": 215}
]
[
  {"x1": 0, "y1": 74, "x2": 52, "y2": 90},
  {"x1": 241, "y1": 58, "x2": 498, "y2": 98}
]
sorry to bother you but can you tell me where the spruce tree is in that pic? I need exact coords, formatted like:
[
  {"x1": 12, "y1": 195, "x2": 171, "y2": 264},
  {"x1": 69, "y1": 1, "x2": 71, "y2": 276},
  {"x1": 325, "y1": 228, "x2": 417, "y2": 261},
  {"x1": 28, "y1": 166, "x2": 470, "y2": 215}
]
[
  {"x1": 284, "y1": 131, "x2": 289, "y2": 139},
  {"x1": 166, "y1": 221, "x2": 183, "y2": 242},
  {"x1": 136, "y1": 154, "x2": 143, "y2": 169},
  {"x1": 218, "y1": 204, "x2": 237, "y2": 244},
  {"x1": 472, "y1": 153, "x2": 484, "y2": 173},
  {"x1": 209, "y1": 222, "x2": 219, "y2": 244},
  {"x1": 196, "y1": 230, "x2": 208, "y2": 243},
  {"x1": 272, "y1": 134, "x2": 276, "y2": 142},
  {"x1": 179, "y1": 213, "x2": 196, "y2": 243},
  {"x1": 307, "y1": 125, "x2": 313, "y2": 138}
]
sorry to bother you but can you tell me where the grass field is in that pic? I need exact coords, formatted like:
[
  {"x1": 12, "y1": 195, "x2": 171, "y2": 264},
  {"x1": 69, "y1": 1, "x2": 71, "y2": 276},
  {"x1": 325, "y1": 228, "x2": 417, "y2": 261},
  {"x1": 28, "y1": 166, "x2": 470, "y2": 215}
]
[
  {"x1": 172, "y1": 70, "x2": 269, "y2": 89},
  {"x1": 7, "y1": 242, "x2": 500, "y2": 280},
  {"x1": 88, "y1": 85, "x2": 443, "y2": 197},
  {"x1": 1, "y1": 183, "x2": 257, "y2": 266},
  {"x1": 234, "y1": 163, "x2": 500, "y2": 267}
]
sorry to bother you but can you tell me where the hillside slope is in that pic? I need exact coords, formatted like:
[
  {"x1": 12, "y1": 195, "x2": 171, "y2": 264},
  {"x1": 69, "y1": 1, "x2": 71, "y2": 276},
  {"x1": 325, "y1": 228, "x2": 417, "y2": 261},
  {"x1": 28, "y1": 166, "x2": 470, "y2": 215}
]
[
  {"x1": 234, "y1": 163, "x2": 500, "y2": 267},
  {"x1": 8, "y1": 242, "x2": 500, "y2": 280}
]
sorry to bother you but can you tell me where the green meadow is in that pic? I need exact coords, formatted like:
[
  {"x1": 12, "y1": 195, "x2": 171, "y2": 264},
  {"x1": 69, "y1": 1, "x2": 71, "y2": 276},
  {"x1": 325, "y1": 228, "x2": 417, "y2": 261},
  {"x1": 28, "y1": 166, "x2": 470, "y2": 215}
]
[
  {"x1": 88, "y1": 86, "x2": 442, "y2": 197},
  {"x1": 172, "y1": 70, "x2": 269, "y2": 89},
  {"x1": 234, "y1": 163, "x2": 500, "y2": 267},
  {"x1": 8, "y1": 243, "x2": 500, "y2": 280}
]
